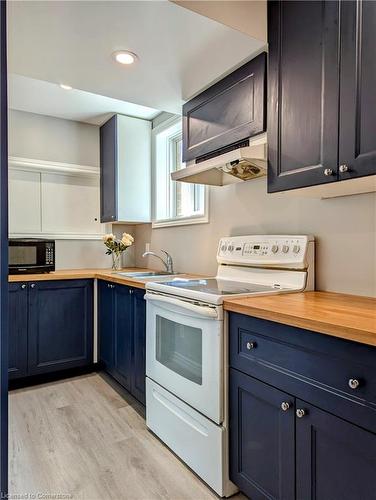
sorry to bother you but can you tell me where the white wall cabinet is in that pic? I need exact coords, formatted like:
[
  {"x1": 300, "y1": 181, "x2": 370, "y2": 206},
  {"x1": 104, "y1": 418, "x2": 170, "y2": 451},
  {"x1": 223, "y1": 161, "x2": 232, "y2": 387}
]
[
  {"x1": 9, "y1": 157, "x2": 106, "y2": 239},
  {"x1": 100, "y1": 114, "x2": 151, "y2": 223},
  {"x1": 9, "y1": 169, "x2": 41, "y2": 234}
]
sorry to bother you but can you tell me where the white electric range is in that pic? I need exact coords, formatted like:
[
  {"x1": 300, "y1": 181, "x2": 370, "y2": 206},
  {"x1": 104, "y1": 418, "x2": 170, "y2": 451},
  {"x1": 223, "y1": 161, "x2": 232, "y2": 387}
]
[{"x1": 145, "y1": 235, "x2": 315, "y2": 497}]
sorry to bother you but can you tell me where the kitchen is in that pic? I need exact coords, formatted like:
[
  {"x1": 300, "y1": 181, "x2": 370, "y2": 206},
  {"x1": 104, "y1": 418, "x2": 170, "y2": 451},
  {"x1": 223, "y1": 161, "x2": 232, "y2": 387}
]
[{"x1": 0, "y1": 1, "x2": 375, "y2": 499}]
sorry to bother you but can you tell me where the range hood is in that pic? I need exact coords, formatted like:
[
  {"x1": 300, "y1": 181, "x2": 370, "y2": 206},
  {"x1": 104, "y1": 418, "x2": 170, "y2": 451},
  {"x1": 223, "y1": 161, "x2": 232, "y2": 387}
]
[{"x1": 171, "y1": 134, "x2": 267, "y2": 186}]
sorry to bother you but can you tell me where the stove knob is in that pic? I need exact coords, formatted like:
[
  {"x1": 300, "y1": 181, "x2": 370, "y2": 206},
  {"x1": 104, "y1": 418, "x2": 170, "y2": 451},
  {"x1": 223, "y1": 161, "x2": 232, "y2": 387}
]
[
  {"x1": 293, "y1": 245, "x2": 301, "y2": 254},
  {"x1": 271, "y1": 245, "x2": 279, "y2": 254},
  {"x1": 282, "y1": 245, "x2": 289, "y2": 253}
]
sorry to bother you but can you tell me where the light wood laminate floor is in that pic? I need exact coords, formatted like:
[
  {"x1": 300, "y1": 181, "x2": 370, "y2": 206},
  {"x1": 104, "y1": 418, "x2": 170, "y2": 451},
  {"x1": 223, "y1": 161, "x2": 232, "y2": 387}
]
[{"x1": 9, "y1": 373, "x2": 245, "y2": 500}]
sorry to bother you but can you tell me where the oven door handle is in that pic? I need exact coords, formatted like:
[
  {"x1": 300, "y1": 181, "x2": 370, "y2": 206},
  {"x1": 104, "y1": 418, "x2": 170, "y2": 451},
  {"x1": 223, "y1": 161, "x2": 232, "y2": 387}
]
[{"x1": 145, "y1": 293, "x2": 219, "y2": 319}]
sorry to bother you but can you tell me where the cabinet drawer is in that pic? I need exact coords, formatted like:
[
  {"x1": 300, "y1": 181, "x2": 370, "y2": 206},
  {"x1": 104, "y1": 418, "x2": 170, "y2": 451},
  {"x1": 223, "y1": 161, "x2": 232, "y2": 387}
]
[{"x1": 229, "y1": 313, "x2": 376, "y2": 432}]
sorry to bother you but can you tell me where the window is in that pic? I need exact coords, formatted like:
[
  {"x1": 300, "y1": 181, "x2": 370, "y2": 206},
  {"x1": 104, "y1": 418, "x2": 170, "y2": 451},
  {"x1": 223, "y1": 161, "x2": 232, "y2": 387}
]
[{"x1": 152, "y1": 117, "x2": 208, "y2": 228}]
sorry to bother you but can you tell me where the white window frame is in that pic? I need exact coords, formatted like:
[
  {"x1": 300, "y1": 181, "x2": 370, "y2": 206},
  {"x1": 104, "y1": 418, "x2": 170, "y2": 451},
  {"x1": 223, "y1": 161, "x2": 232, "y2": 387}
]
[{"x1": 151, "y1": 116, "x2": 209, "y2": 229}]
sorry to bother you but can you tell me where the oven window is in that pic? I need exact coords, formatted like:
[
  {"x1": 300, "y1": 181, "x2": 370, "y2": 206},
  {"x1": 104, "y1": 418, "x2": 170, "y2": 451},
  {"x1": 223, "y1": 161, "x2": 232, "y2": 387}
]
[
  {"x1": 9, "y1": 246, "x2": 37, "y2": 266},
  {"x1": 156, "y1": 315, "x2": 202, "y2": 385}
]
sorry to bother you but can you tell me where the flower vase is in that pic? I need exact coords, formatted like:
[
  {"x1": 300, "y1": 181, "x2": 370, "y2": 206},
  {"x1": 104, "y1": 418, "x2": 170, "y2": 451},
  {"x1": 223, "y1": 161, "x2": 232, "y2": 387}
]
[{"x1": 111, "y1": 253, "x2": 122, "y2": 271}]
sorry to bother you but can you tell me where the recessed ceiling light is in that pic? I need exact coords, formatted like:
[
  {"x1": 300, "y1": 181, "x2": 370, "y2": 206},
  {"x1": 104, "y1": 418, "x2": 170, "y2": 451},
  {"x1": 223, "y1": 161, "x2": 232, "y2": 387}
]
[
  {"x1": 60, "y1": 84, "x2": 73, "y2": 90},
  {"x1": 113, "y1": 50, "x2": 138, "y2": 65}
]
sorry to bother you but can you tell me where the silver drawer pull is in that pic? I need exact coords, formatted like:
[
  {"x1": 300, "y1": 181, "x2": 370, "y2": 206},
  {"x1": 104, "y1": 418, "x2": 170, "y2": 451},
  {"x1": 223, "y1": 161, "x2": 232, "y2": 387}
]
[
  {"x1": 246, "y1": 341, "x2": 257, "y2": 350},
  {"x1": 324, "y1": 168, "x2": 333, "y2": 176},
  {"x1": 281, "y1": 402, "x2": 291, "y2": 411},
  {"x1": 296, "y1": 409, "x2": 306, "y2": 418},
  {"x1": 21, "y1": 284, "x2": 27, "y2": 289},
  {"x1": 348, "y1": 378, "x2": 360, "y2": 390}
]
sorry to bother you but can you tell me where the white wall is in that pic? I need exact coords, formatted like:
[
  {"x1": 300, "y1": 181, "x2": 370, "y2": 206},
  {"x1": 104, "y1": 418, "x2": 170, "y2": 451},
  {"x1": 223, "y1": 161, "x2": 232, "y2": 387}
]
[
  {"x1": 8, "y1": 109, "x2": 122, "y2": 270},
  {"x1": 134, "y1": 177, "x2": 376, "y2": 297},
  {"x1": 9, "y1": 109, "x2": 99, "y2": 166}
]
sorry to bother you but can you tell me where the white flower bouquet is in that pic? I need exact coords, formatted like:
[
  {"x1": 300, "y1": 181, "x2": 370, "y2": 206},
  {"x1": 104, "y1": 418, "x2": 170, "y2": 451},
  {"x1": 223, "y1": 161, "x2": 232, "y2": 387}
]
[{"x1": 103, "y1": 232, "x2": 134, "y2": 270}]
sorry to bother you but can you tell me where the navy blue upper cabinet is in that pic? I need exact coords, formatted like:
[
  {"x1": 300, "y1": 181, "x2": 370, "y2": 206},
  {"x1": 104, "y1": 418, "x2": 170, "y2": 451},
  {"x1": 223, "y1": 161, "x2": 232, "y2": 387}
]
[
  {"x1": 296, "y1": 400, "x2": 376, "y2": 500},
  {"x1": 339, "y1": 0, "x2": 376, "y2": 180},
  {"x1": 28, "y1": 280, "x2": 93, "y2": 375},
  {"x1": 8, "y1": 283, "x2": 28, "y2": 380},
  {"x1": 268, "y1": 1, "x2": 340, "y2": 192},
  {"x1": 268, "y1": 0, "x2": 376, "y2": 193},
  {"x1": 98, "y1": 281, "x2": 146, "y2": 405},
  {"x1": 230, "y1": 369, "x2": 295, "y2": 500},
  {"x1": 99, "y1": 114, "x2": 151, "y2": 223},
  {"x1": 100, "y1": 116, "x2": 117, "y2": 222},
  {"x1": 182, "y1": 53, "x2": 266, "y2": 163}
]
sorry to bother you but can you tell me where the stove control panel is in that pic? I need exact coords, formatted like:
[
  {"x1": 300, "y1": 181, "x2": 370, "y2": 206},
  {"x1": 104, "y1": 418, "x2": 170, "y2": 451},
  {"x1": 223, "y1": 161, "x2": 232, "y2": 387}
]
[{"x1": 217, "y1": 235, "x2": 314, "y2": 269}]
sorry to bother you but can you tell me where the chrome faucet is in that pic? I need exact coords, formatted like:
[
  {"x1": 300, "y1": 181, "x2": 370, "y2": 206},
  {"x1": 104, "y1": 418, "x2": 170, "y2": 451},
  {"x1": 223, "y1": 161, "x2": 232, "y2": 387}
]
[{"x1": 142, "y1": 249, "x2": 174, "y2": 274}]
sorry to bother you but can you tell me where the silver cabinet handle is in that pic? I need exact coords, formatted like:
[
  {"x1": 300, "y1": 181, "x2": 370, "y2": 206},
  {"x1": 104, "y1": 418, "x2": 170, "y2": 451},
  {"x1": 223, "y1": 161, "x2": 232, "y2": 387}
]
[
  {"x1": 129, "y1": 289, "x2": 133, "y2": 295},
  {"x1": 246, "y1": 341, "x2": 257, "y2": 350},
  {"x1": 339, "y1": 164, "x2": 349, "y2": 173},
  {"x1": 296, "y1": 409, "x2": 306, "y2": 418},
  {"x1": 21, "y1": 284, "x2": 27, "y2": 289},
  {"x1": 281, "y1": 402, "x2": 291, "y2": 411},
  {"x1": 30, "y1": 283, "x2": 36, "y2": 289},
  {"x1": 324, "y1": 168, "x2": 333, "y2": 176},
  {"x1": 107, "y1": 283, "x2": 115, "y2": 289},
  {"x1": 348, "y1": 378, "x2": 360, "y2": 390}
]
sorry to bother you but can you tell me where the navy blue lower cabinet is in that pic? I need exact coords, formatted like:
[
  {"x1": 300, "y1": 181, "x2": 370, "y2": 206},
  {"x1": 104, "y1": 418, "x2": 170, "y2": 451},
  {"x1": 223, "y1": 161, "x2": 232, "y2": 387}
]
[
  {"x1": 229, "y1": 312, "x2": 376, "y2": 499},
  {"x1": 98, "y1": 281, "x2": 146, "y2": 405},
  {"x1": 8, "y1": 283, "x2": 28, "y2": 380},
  {"x1": 98, "y1": 280, "x2": 115, "y2": 373},
  {"x1": 296, "y1": 400, "x2": 376, "y2": 500},
  {"x1": 28, "y1": 280, "x2": 93, "y2": 375},
  {"x1": 131, "y1": 288, "x2": 146, "y2": 405},
  {"x1": 229, "y1": 368, "x2": 295, "y2": 500},
  {"x1": 113, "y1": 284, "x2": 133, "y2": 391}
]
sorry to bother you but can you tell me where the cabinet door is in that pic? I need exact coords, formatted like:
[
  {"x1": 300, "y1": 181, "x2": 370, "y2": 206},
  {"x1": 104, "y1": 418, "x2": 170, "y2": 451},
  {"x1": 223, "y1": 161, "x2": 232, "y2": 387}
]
[
  {"x1": 8, "y1": 283, "x2": 28, "y2": 380},
  {"x1": 229, "y1": 369, "x2": 295, "y2": 500},
  {"x1": 296, "y1": 400, "x2": 376, "y2": 500},
  {"x1": 41, "y1": 173, "x2": 102, "y2": 236},
  {"x1": 339, "y1": 0, "x2": 376, "y2": 180},
  {"x1": 268, "y1": 1, "x2": 340, "y2": 192},
  {"x1": 131, "y1": 288, "x2": 146, "y2": 405},
  {"x1": 113, "y1": 284, "x2": 133, "y2": 391},
  {"x1": 100, "y1": 115, "x2": 117, "y2": 222},
  {"x1": 183, "y1": 53, "x2": 266, "y2": 163},
  {"x1": 8, "y1": 169, "x2": 41, "y2": 234},
  {"x1": 28, "y1": 280, "x2": 93, "y2": 375},
  {"x1": 98, "y1": 280, "x2": 114, "y2": 372}
]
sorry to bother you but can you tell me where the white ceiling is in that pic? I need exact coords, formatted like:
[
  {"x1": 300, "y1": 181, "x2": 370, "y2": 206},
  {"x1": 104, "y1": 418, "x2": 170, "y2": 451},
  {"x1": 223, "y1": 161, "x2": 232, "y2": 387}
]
[
  {"x1": 9, "y1": 74, "x2": 159, "y2": 125},
  {"x1": 7, "y1": 1, "x2": 265, "y2": 121}
]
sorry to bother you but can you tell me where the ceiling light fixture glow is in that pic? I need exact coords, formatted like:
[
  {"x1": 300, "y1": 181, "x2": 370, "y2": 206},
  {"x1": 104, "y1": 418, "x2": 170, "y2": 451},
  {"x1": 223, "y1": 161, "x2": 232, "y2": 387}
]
[
  {"x1": 113, "y1": 50, "x2": 138, "y2": 65},
  {"x1": 60, "y1": 84, "x2": 73, "y2": 90}
]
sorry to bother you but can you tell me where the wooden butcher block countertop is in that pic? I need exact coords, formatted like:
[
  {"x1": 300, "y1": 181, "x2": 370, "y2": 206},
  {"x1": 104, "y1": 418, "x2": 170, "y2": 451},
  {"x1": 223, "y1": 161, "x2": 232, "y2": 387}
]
[
  {"x1": 8, "y1": 268, "x2": 198, "y2": 290},
  {"x1": 224, "y1": 291, "x2": 376, "y2": 347}
]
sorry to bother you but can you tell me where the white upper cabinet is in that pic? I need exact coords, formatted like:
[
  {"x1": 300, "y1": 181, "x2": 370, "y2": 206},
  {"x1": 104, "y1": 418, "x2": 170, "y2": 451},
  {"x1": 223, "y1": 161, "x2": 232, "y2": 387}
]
[
  {"x1": 9, "y1": 168, "x2": 41, "y2": 234},
  {"x1": 8, "y1": 158, "x2": 105, "y2": 239},
  {"x1": 100, "y1": 114, "x2": 151, "y2": 223}
]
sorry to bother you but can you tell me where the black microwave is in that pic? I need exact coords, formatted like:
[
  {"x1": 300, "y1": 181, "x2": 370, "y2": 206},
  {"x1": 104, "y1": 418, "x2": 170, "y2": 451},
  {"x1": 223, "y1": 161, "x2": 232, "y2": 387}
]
[{"x1": 9, "y1": 238, "x2": 55, "y2": 274}]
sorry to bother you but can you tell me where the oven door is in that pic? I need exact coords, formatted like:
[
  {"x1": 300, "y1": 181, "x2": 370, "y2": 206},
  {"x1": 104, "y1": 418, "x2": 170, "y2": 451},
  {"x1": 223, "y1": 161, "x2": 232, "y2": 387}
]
[{"x1": 145, "y1": 292, "x2": 223, "y2": 424}]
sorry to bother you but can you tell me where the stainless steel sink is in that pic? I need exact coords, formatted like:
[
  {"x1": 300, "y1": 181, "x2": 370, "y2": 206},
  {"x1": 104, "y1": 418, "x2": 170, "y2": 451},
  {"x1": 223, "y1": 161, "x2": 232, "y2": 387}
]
[{"x1": 116, "y1": 271, "x2": 177, "y2": 278}]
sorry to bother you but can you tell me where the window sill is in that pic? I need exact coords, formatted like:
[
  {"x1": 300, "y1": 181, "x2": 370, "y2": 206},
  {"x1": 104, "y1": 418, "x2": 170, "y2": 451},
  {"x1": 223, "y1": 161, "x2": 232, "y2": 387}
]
[{"x1": 152, "y1": 213, "x2": 209, "y2": 229}]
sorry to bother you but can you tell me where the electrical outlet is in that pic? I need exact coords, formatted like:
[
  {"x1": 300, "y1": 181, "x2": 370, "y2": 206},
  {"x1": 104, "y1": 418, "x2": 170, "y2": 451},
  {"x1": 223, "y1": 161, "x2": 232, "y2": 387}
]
[{"x1": 145, "y1": 243, "x2": 150, "y2": 253}]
